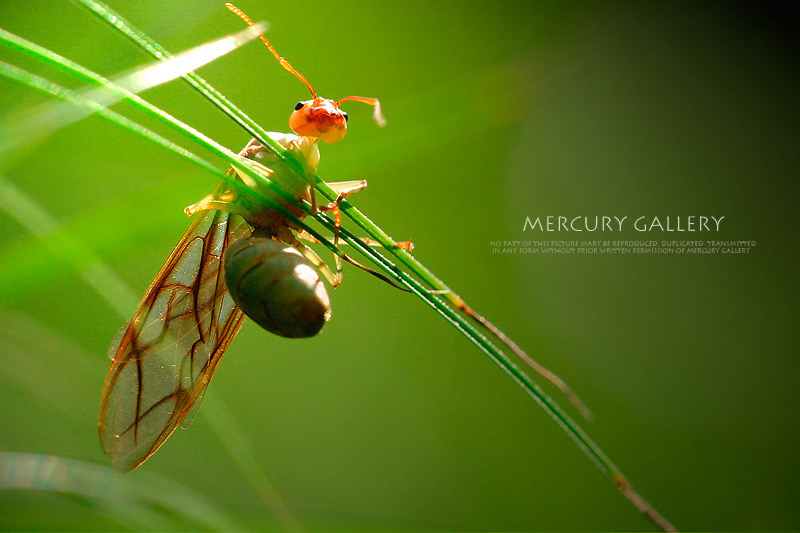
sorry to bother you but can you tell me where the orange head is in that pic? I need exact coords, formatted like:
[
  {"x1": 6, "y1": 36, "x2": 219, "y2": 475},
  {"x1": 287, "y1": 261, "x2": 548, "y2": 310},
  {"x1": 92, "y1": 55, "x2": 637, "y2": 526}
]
[
  {"x1": 226, "y1": 3, "x2": 385, "y2": 144},
  {"x1": 289, "y1": 96, "x2": 385, "y2": 144},
  {"x1": 290, "y1": 98, "x2": 347, "y2": 144}
]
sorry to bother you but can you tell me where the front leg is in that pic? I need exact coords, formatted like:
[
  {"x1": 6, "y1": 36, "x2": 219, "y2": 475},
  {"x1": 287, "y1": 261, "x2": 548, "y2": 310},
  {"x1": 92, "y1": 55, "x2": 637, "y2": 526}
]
[{"x1": 238, "y1": 138, "x2": 268, "y2": 160}]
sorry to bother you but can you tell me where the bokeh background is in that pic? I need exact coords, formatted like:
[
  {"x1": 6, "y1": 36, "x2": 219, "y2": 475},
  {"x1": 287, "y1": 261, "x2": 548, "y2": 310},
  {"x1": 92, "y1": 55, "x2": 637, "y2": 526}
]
[{"x1": 1, "y1": 1, "x2": 798, "y2": 530}]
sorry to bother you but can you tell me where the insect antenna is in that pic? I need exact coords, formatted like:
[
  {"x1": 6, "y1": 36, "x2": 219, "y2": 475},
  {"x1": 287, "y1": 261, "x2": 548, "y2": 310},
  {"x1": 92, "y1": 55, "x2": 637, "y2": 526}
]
[
  {"x1": 225, "y1": 3, "x2": 317, "y2": 98},
  {"x1": 225, "y1": 4, "x2": 386, "y2": 128},
  {"x1": 338, "y1": 96, "x2": 387, "y2": 128}
]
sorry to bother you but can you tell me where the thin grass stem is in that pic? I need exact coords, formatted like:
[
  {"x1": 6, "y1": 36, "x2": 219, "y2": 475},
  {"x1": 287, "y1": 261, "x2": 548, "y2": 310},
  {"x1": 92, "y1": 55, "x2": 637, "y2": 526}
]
[
  {"x1": 2, "y1": 6, "x2": 676, "y2": 529},
  {"x1": 0, "y1": 451, "x2": 237, "y2": 530}
]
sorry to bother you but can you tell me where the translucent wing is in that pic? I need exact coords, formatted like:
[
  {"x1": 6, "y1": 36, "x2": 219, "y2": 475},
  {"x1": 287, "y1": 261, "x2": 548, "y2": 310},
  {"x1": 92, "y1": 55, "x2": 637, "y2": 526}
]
[{"x1": 99, "y1": 208, "x2": 251, "y2": 472}]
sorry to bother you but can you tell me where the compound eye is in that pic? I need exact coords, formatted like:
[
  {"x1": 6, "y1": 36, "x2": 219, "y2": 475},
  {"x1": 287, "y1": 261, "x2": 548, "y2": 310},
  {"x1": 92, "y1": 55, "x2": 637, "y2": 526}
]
[
  {"x1": 294, "y1": 101, "x2": 304, "y2": 111},
  {"x1": 343, "y1": 111, "x2": 349, "y2": 122}
]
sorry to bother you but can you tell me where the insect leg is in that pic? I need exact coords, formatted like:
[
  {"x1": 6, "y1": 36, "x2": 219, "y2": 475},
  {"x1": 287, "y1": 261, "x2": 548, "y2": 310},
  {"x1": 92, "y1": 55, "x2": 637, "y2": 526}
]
[
  {"x1": 293, "y1": 231, "x2": 410, "y2": 291},
  {"x1": 296, "y1": 229, "x2": 413, "y2": 252},
  {"x1": 238, "y1": 138, "x2": 267, "y2": 159},
  {"x1": 292, "y1": 240, "x2": 338, "y2": 287},
  {"x1": 231, "y1": 157, "x2": 275, "y2": 190},
  {"x1": 357, "y1": 238, "x2": 414, "y2": 252},
  {"x1": 184, "y1": 193, "x2": 251, "y2": 218},
  {"x1": 318, "y1": 180, "x2": 369, "y2": 281},
  {"x1": 327, "y1": 180, "x2": 369, "y2": 196}
]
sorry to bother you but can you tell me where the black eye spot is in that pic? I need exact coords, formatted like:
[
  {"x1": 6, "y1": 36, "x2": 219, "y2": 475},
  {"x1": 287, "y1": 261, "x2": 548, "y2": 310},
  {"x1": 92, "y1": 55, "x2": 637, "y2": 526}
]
[
  {"x1": 343, "y1": 112, "x2": 349, "y2": 122},
  {"x1": 294, "y1": 101, "x2": 304, "y2": 111}
]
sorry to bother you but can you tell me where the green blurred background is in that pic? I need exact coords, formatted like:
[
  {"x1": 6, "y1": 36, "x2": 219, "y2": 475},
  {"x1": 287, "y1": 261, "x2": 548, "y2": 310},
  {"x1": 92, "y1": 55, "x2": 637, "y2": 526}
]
[{"x1": 1, "y1": 1, "x2": 798, "y2": 530}]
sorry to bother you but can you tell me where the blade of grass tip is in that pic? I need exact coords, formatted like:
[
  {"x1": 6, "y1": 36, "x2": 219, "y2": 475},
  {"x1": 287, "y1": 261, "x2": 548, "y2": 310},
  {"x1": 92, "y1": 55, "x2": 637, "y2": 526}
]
[
  {"x1": 0, "y1": 21, "x2": 265, "y2": 165},
  {"x1": 76, "y1": 0, "x2": 306, "y2": 178},
  {"x1": 0, "y1": 63, "x2": 304, "y2": 529},
  {"x1": 0, "y1": 451, "x2": 238, "y2": 531}
]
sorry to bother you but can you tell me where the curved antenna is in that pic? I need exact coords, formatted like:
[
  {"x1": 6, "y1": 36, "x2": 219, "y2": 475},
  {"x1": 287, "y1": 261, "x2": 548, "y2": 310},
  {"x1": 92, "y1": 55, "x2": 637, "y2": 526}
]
[
  {"x1": 337, "y1": 96, "x2": 387, "y2": 127},
  {"x1": 225, "y1": 3, "x2": 317, "y2": 98}
]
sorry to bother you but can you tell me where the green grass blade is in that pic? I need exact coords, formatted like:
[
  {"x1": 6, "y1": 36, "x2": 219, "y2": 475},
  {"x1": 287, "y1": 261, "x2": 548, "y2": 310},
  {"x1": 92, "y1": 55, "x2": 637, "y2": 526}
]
[
  {"x1": 1, "y1": 451, "x2": 238, "y2": 530},
  {"x1": 3, "y1": 7, "x2": 676, "y2": 529},
  {"x1": 0, "y1": 23, "x2": 263, "y2": 168},
  {"x1": 201, "y1": 397, "x2": 303, "y2": 532}
]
